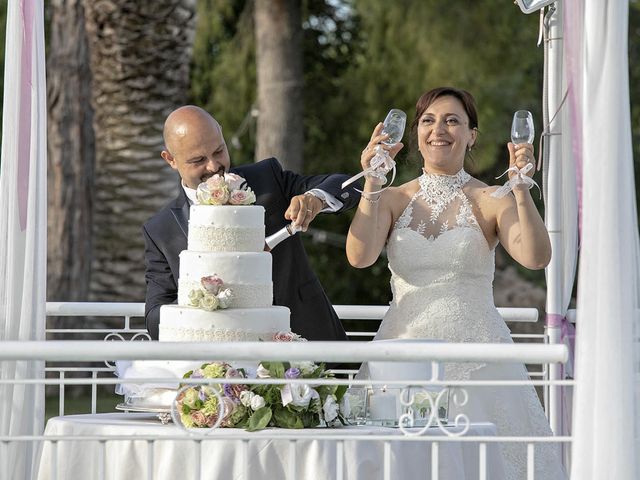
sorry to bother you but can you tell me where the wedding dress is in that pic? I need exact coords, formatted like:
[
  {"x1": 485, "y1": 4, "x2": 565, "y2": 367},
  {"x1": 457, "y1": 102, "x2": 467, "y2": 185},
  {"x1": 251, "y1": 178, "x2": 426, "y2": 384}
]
[{"x1": 372, "y1": 169, "x2": 567, "y2": 480}]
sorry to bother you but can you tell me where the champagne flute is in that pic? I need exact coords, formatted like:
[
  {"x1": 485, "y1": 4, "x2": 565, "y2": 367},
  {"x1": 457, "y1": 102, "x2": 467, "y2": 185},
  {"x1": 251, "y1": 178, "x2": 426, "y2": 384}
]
[
  {"x1": 341, "y1": 109, "x2": 407, "y2": 189},
  {"x1": 511, "y1": 110, "x2": 535, "y2": 184},
  {"x1": 511, "y1": 110, "x2": 534, "y2": 145},
  {"x1": 381, "y1": 109, "x2": 407, "y2": 146}
]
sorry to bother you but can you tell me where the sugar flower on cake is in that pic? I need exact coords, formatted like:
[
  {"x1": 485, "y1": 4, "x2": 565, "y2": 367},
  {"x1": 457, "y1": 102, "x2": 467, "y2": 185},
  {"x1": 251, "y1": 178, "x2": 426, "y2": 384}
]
[
  {"x1": 188, "y1": 275, "x2": 234, "y2": 311},
  {"x1": 196, "y1": 173, "x2": 256, "y2": 206},
  {"x1": 273, "y1": 331, "x2": 307, "y2": 342}
]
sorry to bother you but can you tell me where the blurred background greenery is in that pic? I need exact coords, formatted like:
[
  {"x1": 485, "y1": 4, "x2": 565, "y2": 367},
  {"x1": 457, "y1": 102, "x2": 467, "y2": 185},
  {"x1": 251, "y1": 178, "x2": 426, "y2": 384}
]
[{"x1": 0, "y1": 0, "x2": 638, "y2": 316}]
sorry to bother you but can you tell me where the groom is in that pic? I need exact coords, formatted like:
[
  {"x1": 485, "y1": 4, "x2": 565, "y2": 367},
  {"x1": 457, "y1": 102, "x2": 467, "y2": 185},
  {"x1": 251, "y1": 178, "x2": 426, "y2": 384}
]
[{"x1": 143, "y1": 105, "x2": 360, "y2": 341}]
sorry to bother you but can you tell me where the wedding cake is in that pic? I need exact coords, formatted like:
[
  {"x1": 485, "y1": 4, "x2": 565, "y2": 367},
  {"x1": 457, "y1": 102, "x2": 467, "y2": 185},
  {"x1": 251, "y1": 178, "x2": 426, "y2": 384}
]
[{"x1": 117, "y1": 173, "x2": 292, "y2": 408}]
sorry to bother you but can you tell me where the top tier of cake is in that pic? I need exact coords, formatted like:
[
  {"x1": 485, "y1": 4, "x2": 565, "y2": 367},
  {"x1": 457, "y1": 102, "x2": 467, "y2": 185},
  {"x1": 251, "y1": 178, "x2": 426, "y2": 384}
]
[{"x1": 188, "y1": 205, "x2": 265, "y2": 252}]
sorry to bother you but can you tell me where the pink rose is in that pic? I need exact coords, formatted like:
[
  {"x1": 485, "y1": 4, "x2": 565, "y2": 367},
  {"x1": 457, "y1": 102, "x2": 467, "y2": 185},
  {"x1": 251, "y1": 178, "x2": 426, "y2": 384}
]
[
  {"x1": 225, "y1": 367, "x2": 245, "y2": 379},
  {"x1": 205, "y1": 413, "x2": 219, "y2": 428},
  {"x1": 190, "y1": 410, "x2": 208, "y2": 427},
  {"x1": 205, "y1": 175, "x2": 230, "y2": 205},
  {"x1": 273, "y1": 331, "x2": 305, "y2": 342},
  {"x1": 229, "y1": 188, "x2": 256, "y2": 205},
  {"x1": 224, "y1": 173, "x2": 246, "y2": 191},
  {"x1": 205, "y1": 174, "x2": 227, "y2": 189},
  {"x1": 210, "y1": 186, "x2": 230, "y2": 205},
  {"x1": 201, "y1": 275, "x2": 224, "y2": 294},
  {"x1": 229, "y1": 190, "x2": 249, "y2": 205},
  {"x1": 221, "y1": 396, "x2": 237, "y2": 418}
]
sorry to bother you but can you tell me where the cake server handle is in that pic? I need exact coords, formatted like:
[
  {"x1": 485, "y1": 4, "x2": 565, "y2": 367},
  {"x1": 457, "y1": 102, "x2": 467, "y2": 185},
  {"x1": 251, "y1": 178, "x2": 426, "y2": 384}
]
[{"x1": 264, "y1": 223, "x2": 301, "y2": 251}]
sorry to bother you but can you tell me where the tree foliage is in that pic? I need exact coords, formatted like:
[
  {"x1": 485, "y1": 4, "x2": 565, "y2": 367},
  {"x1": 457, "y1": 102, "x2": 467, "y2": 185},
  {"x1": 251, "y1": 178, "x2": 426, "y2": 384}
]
[{"x1": 187, "y1": 0, "x2": 639, "y2": 308}]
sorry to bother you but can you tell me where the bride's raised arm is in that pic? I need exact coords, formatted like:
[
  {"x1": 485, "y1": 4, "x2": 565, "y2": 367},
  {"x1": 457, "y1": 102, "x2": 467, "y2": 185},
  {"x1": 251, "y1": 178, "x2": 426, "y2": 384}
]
[
  {"x1": 494, "y1": 142, "x2": 552, "y2": 270},
  {"x1": 346, "y1": 124, "x2": 403, "y2": 268}
]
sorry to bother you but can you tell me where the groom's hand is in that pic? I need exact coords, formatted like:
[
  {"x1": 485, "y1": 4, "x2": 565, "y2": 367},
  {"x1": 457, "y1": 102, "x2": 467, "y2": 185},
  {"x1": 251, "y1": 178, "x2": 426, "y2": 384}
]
[{"x1": 285, "y1": 194, "x2": 324, "y2": 232}]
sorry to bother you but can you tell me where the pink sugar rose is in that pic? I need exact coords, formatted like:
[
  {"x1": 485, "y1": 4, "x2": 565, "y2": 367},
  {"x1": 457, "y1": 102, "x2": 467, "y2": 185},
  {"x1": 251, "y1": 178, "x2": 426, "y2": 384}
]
[
  {"x1": 224, "y1": 173, "x2": 246, "y2": 191},
  {"x1": 201, "y1": 175, "x2": 229, "y2": 205},
  {"x1": 205, "y1": 174, "x2": 227, "y2": 189},
  {"x1": 229, "y1": 189, "x2": 248, "y2": 205},
  {"x1": 229, "y1": 187, "x2": 256, "y2": 205},
  {"x1": 209, "y1": 186, "x2": 230, "y2": 205},
  {"x1": 273, "y1": 331, "x2": 306, "y2": 342},
  {"x1": 201, "y1": 275, "x2": 224, "y2": 294}
]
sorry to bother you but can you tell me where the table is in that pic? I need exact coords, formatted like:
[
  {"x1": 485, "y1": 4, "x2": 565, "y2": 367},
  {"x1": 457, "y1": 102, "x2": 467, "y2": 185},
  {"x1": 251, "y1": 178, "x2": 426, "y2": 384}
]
[{"x1": 37, "y1": 413, "x2": 505, "y2": 480}]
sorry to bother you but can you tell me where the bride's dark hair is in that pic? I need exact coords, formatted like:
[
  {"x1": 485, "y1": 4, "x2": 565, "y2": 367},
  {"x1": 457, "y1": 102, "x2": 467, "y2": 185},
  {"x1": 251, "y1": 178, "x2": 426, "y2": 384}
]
[{"x1": 409, "y1": 86, "x2": 479, "y2": 165}]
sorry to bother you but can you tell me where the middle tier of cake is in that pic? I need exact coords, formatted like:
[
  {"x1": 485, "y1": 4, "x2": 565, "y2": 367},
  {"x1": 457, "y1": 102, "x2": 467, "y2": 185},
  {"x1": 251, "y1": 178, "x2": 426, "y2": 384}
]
[{"x1": 177, "y1": 251, "x2": 272, "y2": 308}]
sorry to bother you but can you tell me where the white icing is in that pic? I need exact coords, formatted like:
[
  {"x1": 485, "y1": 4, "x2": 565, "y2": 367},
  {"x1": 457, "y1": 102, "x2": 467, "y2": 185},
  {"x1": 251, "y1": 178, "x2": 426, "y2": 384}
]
[
  {"x1": 177, "y1": 251, "x2": 272, "y2": 307},
  {"x1": 158, "y1": 305, "x2": 290, "y2": 342},
  {"x1": 188, "y1": 205, "x2": 265, "y2": 252}
]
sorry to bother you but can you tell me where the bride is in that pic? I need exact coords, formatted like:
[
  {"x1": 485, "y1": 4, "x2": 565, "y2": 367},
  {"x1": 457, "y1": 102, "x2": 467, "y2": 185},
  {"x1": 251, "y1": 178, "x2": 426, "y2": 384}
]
[{"x1": 346, "y1": 87, "x2": 567, "y2": 480}]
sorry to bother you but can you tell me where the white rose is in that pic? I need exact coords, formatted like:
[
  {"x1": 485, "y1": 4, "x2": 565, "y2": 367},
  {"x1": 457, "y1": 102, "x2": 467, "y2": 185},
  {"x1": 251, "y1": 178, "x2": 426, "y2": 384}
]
[
  {"x1": 195, "y1": 183, "x2": 212, "y2": 204},
  {"x1": 290, "y1": 361, "x2": 316, "y2": 376},
  {"x1": 239, "y1": 390, "x2": 255, "y2": 408},
  {"x1": 250, "y1": 394, "x2": 266, "y2": 411},
  {"x1": 216, "y1": 288, "x2": 234, "y2": 309},
  {"x1": 200, "y1": 293, "x2": 219, "y2": 311},
  {"x1": 289, "y1": 384, "x2": 318, "y2": 409},
  {"x1": 256, "y1": 364, "x2": 271, "y2": 378},
  {"x1": 323, "y1": 395, "x2": 339, "y2": 423},
  {"x1": 188, "y1": 289, "x2": 204, "y2": 306}
]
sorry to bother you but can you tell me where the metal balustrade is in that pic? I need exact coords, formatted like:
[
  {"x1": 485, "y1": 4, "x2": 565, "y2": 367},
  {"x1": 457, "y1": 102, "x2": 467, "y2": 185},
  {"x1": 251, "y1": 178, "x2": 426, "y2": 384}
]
[
  {"x1": 2, "y1": 339, "x2": 571, "y2": 480},
  {"x1": 43, "y1": 302, "x2": 551, "y2": 415}
]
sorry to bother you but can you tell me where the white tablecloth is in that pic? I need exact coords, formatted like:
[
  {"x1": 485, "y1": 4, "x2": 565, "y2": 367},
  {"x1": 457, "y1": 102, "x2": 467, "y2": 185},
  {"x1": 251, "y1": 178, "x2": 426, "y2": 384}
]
[{"x1": 37, "y1": 413, "x2": 505, "y2": 480}]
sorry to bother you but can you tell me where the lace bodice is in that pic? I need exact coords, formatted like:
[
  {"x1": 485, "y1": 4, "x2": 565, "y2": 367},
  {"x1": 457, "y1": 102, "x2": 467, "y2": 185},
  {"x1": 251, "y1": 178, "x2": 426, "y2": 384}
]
[
  {"x1": 375, "y1": 169, "x2": 512, "y2": 377},
  {"x1": 394, "y1": 169, "x2": 479, "y2": 241}
]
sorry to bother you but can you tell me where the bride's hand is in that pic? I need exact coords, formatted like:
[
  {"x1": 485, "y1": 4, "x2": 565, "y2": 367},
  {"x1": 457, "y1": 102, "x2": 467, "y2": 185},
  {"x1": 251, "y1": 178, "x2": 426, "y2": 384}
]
[
  {"x1": 507, "y1": 142, "x2": 535, "y2": 188},
  {"x1": 361, "y1": 123, "x2": 404, "y2": 184}
]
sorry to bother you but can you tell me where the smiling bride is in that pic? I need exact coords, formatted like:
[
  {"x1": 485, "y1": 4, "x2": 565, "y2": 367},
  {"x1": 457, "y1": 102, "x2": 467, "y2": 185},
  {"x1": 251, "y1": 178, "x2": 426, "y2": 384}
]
[{"x1": 346, "y1": 86, "x2": 567, "y2": 480}]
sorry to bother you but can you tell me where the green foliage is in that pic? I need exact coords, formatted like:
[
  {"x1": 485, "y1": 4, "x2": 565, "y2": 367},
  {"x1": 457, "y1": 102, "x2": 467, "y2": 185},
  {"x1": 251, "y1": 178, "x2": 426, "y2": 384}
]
[
  {"x1": 190, "y1": 0, "x2": 256, "y2": 165},
  {"x1": 299, "y1": 0, "x2": 548, "y2": 304},
  {"x1": 246, "y1": 406, "x2": 272, "y2": 431}
]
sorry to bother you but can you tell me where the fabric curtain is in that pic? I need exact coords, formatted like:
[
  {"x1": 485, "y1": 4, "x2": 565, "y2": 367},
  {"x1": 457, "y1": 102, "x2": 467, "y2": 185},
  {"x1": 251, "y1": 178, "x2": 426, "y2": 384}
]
[
  {"x1": 570, "y1": 1, "x2": 640, "y2": 479},
  {"x1": 0, "y1": 1, "x2": 47, "y2": 479}
]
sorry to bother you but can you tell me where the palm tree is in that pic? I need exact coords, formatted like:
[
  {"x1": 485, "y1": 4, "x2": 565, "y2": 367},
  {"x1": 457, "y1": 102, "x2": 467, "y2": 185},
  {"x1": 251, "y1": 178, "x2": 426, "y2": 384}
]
[
  {"x1": 47, "y1": 0, "x2": 95, "y2": 304},
  {"x1": 254, "y1": 0, "x2": 303, "y2": 172},
  {"x1": 82, "y1": 0, "x2": 196, "y2": 301}
]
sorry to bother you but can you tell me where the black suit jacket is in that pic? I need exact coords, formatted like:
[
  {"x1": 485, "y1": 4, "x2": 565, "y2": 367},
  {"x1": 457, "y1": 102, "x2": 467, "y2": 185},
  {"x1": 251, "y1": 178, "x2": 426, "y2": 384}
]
[{"x1": 143, "y1": 157, "x2": 360, "y2": 341}]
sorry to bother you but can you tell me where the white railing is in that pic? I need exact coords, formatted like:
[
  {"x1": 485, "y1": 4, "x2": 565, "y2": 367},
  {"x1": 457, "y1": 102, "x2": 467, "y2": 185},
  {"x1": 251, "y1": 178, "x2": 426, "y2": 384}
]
[
  {"x1": 1, "y1": 339, "x2": 571, "y2": 480},
  {"x1": 43, "y1": 303, "x2": 550, "y2": 411}
]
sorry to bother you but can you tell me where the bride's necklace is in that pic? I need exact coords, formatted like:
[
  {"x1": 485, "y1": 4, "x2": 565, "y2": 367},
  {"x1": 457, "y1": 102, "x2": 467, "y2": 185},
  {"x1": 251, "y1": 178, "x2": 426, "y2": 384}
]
[{"x1": 418, "y1": 168, "x2": 471, "y2": 222}]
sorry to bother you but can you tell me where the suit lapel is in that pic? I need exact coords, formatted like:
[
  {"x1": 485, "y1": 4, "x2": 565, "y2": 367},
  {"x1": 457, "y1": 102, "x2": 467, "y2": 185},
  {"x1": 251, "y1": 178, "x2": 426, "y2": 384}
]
[{"x1": 170, "y1": 189, "x2": 189, "y2": 238}]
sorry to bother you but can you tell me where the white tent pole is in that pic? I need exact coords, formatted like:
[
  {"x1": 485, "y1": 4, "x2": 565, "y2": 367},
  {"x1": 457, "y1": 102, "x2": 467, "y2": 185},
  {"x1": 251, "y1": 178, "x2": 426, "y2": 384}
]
[{"x1": 543, "y1": 3, "x2": 564, "y2": 437}]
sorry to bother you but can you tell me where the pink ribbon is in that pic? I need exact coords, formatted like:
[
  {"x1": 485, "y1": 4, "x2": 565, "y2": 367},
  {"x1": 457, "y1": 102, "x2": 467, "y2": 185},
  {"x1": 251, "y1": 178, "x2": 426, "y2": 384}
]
[{"x1": 545, "y1": 313, "x2": 575, "y2": 378}]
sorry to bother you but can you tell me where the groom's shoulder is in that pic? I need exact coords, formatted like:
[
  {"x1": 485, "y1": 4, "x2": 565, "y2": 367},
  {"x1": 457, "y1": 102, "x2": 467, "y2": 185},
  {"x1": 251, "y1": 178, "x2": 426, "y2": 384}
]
[
  {"x1": 233, "y1": 157, "x2": 282, "y2": 175},
  {"x1": 143, "y1": 196, "x2": 180, "y2": 232}
]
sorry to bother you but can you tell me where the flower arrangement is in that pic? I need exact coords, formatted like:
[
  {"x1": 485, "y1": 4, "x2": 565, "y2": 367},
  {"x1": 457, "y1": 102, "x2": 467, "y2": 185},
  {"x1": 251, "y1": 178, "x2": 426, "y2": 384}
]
[
  {"x1": 196, "y1": 173, "x2": 256, "y2": 206},
  {"x1": 187, "y1": 275, "x2": 233, "y2": 311},
  {"x1": 175, "y1": 358, "x2": 349, "y2": 431}
]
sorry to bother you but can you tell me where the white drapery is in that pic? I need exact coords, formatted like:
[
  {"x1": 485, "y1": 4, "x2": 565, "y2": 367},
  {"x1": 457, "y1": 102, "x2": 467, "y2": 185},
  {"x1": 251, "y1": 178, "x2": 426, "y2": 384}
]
[
  {"x1": 0, "y1": 1, "x2": 47, "y2": 479},
  {"x1": 570, "y1": 1, "x2": 640, "y2": 479}
]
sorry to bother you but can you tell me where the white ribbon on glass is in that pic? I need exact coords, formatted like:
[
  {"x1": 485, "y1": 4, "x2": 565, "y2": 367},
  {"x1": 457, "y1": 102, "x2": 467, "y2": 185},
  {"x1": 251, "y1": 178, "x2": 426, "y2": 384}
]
[{"x1": 490, "y1": 162, "x2": 541, "y2": 199}]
